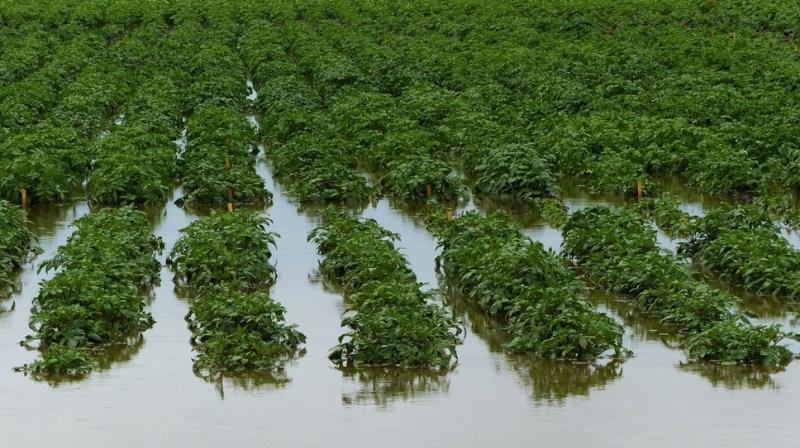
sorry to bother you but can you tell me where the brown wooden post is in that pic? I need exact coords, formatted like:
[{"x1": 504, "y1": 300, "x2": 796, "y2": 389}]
[
  {"x1": 447, "y1": 210, "x2": 454, "y2": 221},
  {"x1": 636, "y1": 179, "x2": 643, "y2": 201},
  {"x1": 21, "y1": 189, "x2": 27, "y2": 209}
]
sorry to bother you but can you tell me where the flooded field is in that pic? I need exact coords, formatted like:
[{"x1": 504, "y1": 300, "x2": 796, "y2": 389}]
[{"x1": 2, "y1": 161, "x2": 799, "y2": 448}]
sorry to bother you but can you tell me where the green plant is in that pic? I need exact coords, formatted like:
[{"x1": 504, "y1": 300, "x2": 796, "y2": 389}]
[
  {"x1": 186, "y1": 283, "x2": 305, "y2": 376},
  {"x1": 170, "y1": 210, "x2": 277, "y2": 289},
  {"x1": 562, "y1": 206, "x2": 793, "y2": 365},
  {"x1": 433, "y1": 211, "x2": 626, "y2": 361},
  {"x1": 0, "y1": 200, "x2": 37, "y2": 296},
  {"x1": 309, "y1": 208, "x2": 462, "y2": 369},
  {"x1": 17, "y1": 207, "x2": 162, "y2": 378}
]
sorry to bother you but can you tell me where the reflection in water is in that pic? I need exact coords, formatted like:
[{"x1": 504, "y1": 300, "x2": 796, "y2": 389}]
[
  {"x1": 593, "y1": 290, "x2": 789, "y2": 389},
  {"x1": 25, "y1": 334, "x2": 147, "y2": 387},
  {"x1": 511, "y1": 357, "x2": 624, "y2": 405},
  {"x1": 679, "y1": 363, "x2": 786, "y2": 390},
  {"x1": 205, "y1": 357, "x2": 303, "y2": 399},
  {"x1": 446, "y1": 286, "x2": 623, "y2": 403},
  {"x1": 340, "y1": 367, "x2": 451, "y2": 407}
]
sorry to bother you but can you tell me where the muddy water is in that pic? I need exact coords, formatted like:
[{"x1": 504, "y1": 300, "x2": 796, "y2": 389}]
[{"x1": 1, "y1": 164, "x2": 799, "y2": 447}]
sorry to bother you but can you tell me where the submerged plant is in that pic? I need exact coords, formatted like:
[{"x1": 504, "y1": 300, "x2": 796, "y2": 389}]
[
  {"x1": 0, "y1": 200, "x2": 37, "y2": 297},
  {"x1": 562, "y1": 206, "x2": 794, "y2": 365},
  {"x1": 170, "y1": 210, "x2": 277, "y2": 289},
  {"x1": 433, "y1": 211, "x2": 626, "y2": 361},
  {"x1": 309, "y1": 208, "x2": 462, "y2": 370},
  {"x1": 186, "y1": 283, "x2": 305, "y2": 376},
  {"x1": 170, "y1": 211, "x2": 304, "y2": 377},
  {"x1": 17, "y1": 207, "x2": 162, "y2": 378}
]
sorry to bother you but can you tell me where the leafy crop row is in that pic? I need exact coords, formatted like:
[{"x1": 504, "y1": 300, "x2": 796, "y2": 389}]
[
  {"x1": 177, "y1": 20, "x2": 269, "y2": 208},
  {"x1": 309, "y1": 208, "x2": 462, "y2": 369},
  {"x1": 562, "y1": 206, "x2": 795, "y2": 365},
  {"x1": 87, "y1": 76, "x2": 182, "y2": 205},
  {"x1": 17, "y1": 207, "x2": 162, "y2": 377},
  {"x1": 680, "y1": 206, "x2": 800, "y2": 301},
  {"x1": 432, "y1": 211, "x2": 626, "y2": 361},
  {"x1": 169, "y1": 211, "x2": 304, "y2": 376},
  {"x1": 0, "y1": 200, "x2": 37, "y2": 298}
]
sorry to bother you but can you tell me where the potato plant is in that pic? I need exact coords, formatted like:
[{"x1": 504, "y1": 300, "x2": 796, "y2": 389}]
[
  {"x1": 562, "y1": 206, "x2": 795, "y2": 365},
  {"x1": 17, "y1": 207, "x2": 162, "y2": 378},
  {"x1": 0, "y1": 200, "x2": 37, "y2": 297},
  {"x1": 170, "y1": 210, "x2": 304, "y2": 377},
  {"x1": 309, "y1": 208, "x2": 462, "y2": 370},
  {"x1": 432, "y1": 211, "x2": 626, "y2": 361},
  {"x1": 680, "y1": 206, "x2": 800, "y2": 301}
]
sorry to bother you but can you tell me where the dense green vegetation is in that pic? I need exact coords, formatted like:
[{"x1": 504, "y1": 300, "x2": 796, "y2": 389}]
[
  {"x1": 432, "y1": 211, "x2": 625, "y2": 361},
  {"x1": 0, "y1": 201, "x2": 36, "y2": 298},
  {"x1": 17, "y1": 207, "x2": 161, "y2": 377},
  {"x1": 3, "y1": 0, "x2": 800, "y2": 387},
  {"x1": 309, "y1": 208, "x2": 462, "y2": 369},
  {"x1": 170, "y1": 211, "x2": 303, "y2": 377},
  {"x1": 562, "y1": 207, "x2": 795, "y2": 365},
  {"x1": 634, "y1": 198, "x2": 800, "y2": 301}
]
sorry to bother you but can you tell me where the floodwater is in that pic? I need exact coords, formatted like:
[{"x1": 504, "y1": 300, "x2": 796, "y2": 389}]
[
  {"x1": 3, "y1": 121, "x2": 800, "y2": 447},
  {"x1": 1, "y1": 163, "x2": 800, "y2": 448}
]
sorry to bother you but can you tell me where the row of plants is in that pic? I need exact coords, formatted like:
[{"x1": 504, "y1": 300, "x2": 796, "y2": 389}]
[
  {"x1": 0, "y1": 26, "x2": 106, "y2": 133},
  {"x1": 169, "y1": 210, "x2": 304, "y2": 377},
  {"x1": 242, "y1": 17, "x2": 567, "y2": 209},
  {"x1": 634, "y1": 198, "x2": 800, "y2": 301},
  {"x1": 561, "y1": 206, "x2": 796, "y2": 365},
  {"x1": 241, "y1": 25, "x2": 377, "y2": 204},
  {"x1": 86, "y1": 75, "x2": 182, "y2": 205},
  {"x1": 0, "y1": 200, "x2": 37, "y2": 298},
  {"x1": 16, "y1": 207, "x2": 162, "y2": 377},
  {"x1": 680, "y1": 205, "x2": 800, "y2": 301},
  {"x1": 0, "y1": 23, "x2": 155, "y2": 205},
  {"x1": 248, "y1": 0, "x2": 800, "y2": 202},
  {"x1": 178, "y1": 21, "x2": 269, "y2": 208},
  {"x1": 430, "y1": 210, "x2": 626, "y2": 361},
  {"x1": 308, "y1": 208, "x2": 462, "y2": 369}
]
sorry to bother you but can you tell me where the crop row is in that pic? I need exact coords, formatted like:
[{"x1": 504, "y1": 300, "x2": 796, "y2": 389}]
[
  {"x1": 431, "y1": 211, "x2": 625, "y2": 361},
  {"x1": 245, "y1": 0, "x2": 800, "y2": 205},
  {"x1": 561, "y1": 206, "x2": 795, "y2": 365},
  {"x1": 177, "y1": 18, "x2": 269, "y2": 209},
  {"x1": 0, "y1": 23, "x2": 168, "y2": 205},
  {"x1": 309, "y1": 208, "x2": 462, "y2": 369},
  {"x1": 86, "y1": 76, "x2": 182, "y2": 205},
  {"x1": 169, "y1": 211, "x2": 304, "y2": 377},
  {"x1": 636, "y1": 198, "x2": 800, "y2": 301},
  {"x1": 17, "y1": 207, "x2": 162, "y2": 377},
  {"x1": 0, "y1": 201, "x2": 37, "y2": 298},
  {"x1": 681, "y1": 207, "x2": 800, "y2": 301}
]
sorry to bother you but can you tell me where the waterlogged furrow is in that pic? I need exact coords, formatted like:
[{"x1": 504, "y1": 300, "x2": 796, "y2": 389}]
[
  {"x1": 0, "y1": 201, "x2": 37, "y2": 299},
  {"x1": 16, "y1": 207, "x2": 162, "y2": 378},
  {"x1": 562, "y1": 206, "x2": 795, "y2": 365},
  {"x1": 309, "y1": 208, "x2": 462, "y2": 370},
  {"x1": 169, "y1": 211, "x2": 304, "y2": 377},
  {"x1": 431, "y1": 211, "x2": 625, "y2": 361}
]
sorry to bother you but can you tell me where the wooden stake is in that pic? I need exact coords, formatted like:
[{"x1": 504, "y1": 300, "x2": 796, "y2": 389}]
[
  {"x1": 228, "y1": 186, "x2": 233, "y2": 202},
  {"x1": 426, "y1": 184, "x2": 432, "y2": 197},
  {"x1": 227, "y1": 202, "x2": 234, "y2": 213},
  {"x1": 636, "y1": 179, "x2": 643, "y2": 201},
  {"x1": 225, "y1": 157, "x2": 231, "y2": 169},
  {"x1": 20, "y1": 189, "x2": 27, "y2": 209},
  {"x1": 447, "y1": 210, "x2": 454, "y2": 221}
]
